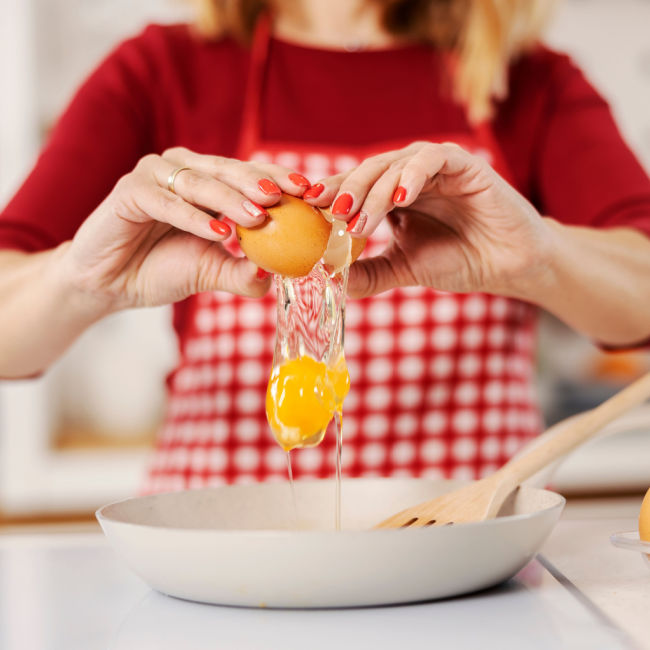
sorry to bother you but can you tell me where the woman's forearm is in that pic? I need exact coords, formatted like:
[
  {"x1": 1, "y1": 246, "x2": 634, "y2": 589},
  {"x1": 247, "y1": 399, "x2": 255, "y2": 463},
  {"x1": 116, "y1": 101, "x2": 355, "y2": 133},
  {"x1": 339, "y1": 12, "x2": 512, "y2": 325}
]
[
  {"x1": 512, "y1": 220, "x2": 650, "y2": 346},
  {"x1": 0, "y1": 245, "x2": 112, "y2": 378}
]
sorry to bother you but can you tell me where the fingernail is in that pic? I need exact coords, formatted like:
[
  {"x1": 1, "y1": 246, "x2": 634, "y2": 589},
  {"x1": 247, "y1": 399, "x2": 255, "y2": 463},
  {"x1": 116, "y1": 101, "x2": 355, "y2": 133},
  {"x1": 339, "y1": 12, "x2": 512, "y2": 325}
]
[
  {"x1": 303, "y1": 183, "x2": 324, "y2": 199},
  {"x1": 332, "y1": 192, "x2": 353, "y2": 215},
  {"x1": 258, "y1": 178, "x2": 281, "y2": 195},
  {"x1": 347, "y1": 212, "x2": 367, "y2": 234},
  {"x1": 393, "y1": 186, "x2": 407, "y2": 203},
  {"x1": 209, "y1": 219, "x2": 231, "y2": 236},
  {"x1": 288, "y1": 173, "x2": 310, "y2": 188},
  {"x1": 242, "y1": 200, "x2": 268, "y2": 219},
  {"x1": 256, "y1": 267, "x2": 270, "y2": 279}
]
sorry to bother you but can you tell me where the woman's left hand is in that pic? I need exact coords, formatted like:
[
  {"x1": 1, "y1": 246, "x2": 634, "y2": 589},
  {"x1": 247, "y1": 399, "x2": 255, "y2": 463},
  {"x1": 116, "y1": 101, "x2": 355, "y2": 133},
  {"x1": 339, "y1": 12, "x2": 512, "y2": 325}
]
[{"x1": 304, "y1": 141, "x2": 553, "y2": 298}]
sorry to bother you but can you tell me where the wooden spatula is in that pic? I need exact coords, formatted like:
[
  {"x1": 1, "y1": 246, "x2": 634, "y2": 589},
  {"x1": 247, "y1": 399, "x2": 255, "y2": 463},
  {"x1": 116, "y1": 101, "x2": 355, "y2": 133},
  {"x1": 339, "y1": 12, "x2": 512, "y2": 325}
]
[{"x1": 376, "y1": 371, "x2": 650, "y2": 529}]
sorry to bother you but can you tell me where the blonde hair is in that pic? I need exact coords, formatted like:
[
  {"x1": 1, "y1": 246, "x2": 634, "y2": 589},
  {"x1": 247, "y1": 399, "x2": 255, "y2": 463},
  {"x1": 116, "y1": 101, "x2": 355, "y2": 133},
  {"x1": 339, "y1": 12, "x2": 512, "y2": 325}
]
[{"x1": 191, "y1": 0, "x2": 557, "y2": 123}]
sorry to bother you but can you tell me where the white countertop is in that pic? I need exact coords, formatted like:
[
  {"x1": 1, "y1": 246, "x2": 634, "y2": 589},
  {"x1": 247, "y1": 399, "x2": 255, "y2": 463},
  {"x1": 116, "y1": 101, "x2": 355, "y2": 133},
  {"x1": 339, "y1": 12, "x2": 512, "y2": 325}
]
[{"x1": 0, "y1": 505, "x2": 648, "y2": 650}]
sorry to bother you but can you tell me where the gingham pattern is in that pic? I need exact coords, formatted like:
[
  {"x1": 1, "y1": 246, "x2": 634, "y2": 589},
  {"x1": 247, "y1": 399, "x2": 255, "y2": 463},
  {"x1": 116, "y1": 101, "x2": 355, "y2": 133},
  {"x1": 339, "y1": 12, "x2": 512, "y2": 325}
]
[{"x1": 142, "y1": 147, "x2": 543, "y2": 494}]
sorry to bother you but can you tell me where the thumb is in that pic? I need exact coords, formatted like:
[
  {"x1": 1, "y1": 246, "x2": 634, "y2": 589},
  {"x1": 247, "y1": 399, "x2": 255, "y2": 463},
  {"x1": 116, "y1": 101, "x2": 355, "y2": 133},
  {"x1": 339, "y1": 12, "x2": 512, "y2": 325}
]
[
  {"x1": 348, "y1": 254, "x2": 401, "y2": 299},
  {"x1": 198, "y1": 249, "x2": 272, "y2": 298}
]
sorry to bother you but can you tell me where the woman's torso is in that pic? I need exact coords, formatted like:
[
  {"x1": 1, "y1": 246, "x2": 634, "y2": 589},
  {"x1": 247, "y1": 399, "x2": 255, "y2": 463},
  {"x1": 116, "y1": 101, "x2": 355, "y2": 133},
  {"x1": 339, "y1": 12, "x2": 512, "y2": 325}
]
[{"x1": 143, "y1": 26, "x2": 543, "y2": 493}]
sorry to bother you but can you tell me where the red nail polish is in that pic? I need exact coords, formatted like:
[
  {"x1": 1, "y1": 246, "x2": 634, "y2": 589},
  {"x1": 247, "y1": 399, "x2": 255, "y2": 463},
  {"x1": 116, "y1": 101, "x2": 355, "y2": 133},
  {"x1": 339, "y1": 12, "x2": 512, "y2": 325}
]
[
  {"x1": 347, "y1": 212, "x2": 367, "y2": 234},
  {"x1": 346, "y1": 213, "x2": 360, "y2": 232},
  {"x1": 209, "y1": 219, "x2": 231, "y2": 236},
  {"x1": 258, "y1": 179, "x2": 281, "y2": 195},
  {"x1": 303, "y1": 183, "x2": 324, "y2": 199},
  {"x1": 393, "y1": 186, "x2": 407, "y2": 203},
  {"x1": 288, "y1": 173, "x2": 310, "y2": 188},
  {"x1": 332, "y1": 193, "x2": 353, "y2": 215},
  {"x1": 256, "y1": 267, "x2": 270, "y2": 279},
  {"x1": 242, "y1": 200, "x2": 268, "y2": 219}
]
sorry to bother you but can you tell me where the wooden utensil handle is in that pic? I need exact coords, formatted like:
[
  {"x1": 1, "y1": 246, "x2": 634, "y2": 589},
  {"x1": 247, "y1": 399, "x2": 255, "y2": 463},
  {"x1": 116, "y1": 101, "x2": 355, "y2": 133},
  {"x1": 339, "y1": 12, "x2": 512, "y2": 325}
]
[{"x1": 496, "y1": 372, "x2": 650, "y2": 488}]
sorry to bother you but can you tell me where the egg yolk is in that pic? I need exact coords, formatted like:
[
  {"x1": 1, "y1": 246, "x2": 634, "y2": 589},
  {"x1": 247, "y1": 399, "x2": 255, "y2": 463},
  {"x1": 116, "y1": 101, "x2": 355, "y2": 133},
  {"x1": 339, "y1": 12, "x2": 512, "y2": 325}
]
[{"x1": 266, "y1": 355, "x2": 350, "y2": 451}]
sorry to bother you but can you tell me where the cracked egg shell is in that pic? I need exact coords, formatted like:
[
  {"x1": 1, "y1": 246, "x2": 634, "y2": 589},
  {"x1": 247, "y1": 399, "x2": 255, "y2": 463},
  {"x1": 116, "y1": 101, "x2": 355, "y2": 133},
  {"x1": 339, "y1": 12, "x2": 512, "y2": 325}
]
[{"x1": 236, "y1": 194, "x2": 366, "y2": 278}]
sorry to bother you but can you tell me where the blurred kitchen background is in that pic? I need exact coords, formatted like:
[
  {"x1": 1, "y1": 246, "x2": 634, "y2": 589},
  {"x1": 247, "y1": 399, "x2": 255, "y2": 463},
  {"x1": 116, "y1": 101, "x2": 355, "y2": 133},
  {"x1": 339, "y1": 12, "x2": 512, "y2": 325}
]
[{"x1": 0, "y1": 0, "x2": 649, "y2": 524}]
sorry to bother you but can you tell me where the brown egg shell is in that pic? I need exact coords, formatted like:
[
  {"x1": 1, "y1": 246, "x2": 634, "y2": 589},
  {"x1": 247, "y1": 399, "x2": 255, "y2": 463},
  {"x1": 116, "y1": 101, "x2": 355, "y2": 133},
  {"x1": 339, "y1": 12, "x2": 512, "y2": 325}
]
[
  {"x1": 236, "y1": 194, "x2": 367, "y2": 278},
  {"x1": 236, "y1": 194, "x2": 330, "y2": 278}
]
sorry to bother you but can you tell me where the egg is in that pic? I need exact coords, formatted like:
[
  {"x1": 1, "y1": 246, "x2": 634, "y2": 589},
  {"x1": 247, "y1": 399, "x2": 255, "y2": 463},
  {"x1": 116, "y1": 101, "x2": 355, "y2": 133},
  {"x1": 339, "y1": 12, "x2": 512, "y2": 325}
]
[
  {"x1": 266, "y1": 354, "x2": 350, "y2": 451},
  {"x1": 236, "y1": 194, "x2": 366, "y2": 278},
  {"x1": 639, "y1": 487, "x2": 650, "y2": 542}
]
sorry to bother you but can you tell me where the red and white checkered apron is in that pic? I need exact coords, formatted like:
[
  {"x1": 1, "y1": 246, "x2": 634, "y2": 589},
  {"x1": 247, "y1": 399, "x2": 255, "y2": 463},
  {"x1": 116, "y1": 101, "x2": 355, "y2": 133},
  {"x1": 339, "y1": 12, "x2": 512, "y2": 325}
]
[{"x1": 143, "y1": 19, "x2": 543, "y2": 494}]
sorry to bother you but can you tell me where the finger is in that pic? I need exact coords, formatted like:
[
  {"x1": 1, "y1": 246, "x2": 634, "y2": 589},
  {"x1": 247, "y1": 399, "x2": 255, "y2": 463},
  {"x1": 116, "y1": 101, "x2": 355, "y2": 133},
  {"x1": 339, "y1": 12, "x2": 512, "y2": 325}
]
[
  {"x1": 302, "y1": 173, "x2": 346, "y2": 207},
  {"x1": 305, "y1": 145, "x2": 417, "y2": 209},
  {"x1": 327, "y1": 155, "x2": 396, "y2": 221},
  {"x1": 349, "y1": 162, "x2": 405, "y2": 238},
  {"x1": 393, "y1": 142, "x2": 473, "y2": 207},
  {"x1": 163, "y1": 147, "x2": 309, "y2": 205},
  {"x1": 117, "y1": 171, "x2": 231, "y2": 241},
  {"x1": 347, "y1": 254, "x2": 402, "y2": 299},
  {"x1": 196, "y1": 248, "x2": 272, "y2": 298},
  {"x1": 162, "y1": 147, "x2": 282, "y2": 205},
  {"x1": 144, "y1": 157, "x2": 268, "y2": 228},
  {"x1": 254, "y1": 163, "x2": 312, "y2": 196}
]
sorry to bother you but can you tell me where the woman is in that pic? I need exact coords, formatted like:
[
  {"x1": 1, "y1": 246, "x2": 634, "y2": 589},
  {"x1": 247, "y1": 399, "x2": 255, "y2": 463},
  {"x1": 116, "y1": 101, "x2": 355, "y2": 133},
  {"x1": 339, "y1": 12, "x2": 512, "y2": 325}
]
[{"x1": 1, "y1": 0, "x2": 649, "y2": 492}]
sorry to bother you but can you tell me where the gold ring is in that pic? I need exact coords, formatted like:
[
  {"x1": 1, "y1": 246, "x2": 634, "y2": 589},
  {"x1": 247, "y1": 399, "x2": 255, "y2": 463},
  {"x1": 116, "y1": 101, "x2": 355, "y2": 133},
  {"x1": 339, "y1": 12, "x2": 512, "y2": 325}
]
[{"x1": 167, "y1": 166, "x2": 191, "y2": 194}]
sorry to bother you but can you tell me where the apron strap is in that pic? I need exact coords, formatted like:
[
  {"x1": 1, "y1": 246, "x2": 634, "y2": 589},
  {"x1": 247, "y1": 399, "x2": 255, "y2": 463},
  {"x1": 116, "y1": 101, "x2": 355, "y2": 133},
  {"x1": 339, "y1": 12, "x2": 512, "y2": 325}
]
[{"x1": 237, "y1": 11, "x2": 273, "y2": 160}]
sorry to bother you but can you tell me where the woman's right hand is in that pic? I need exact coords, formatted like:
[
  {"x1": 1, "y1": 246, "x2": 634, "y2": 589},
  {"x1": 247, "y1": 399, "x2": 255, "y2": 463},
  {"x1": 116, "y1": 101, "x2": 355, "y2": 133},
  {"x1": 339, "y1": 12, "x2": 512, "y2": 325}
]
[{"x1": 62, "y1": 147, "x2": 311, "y2": 310}]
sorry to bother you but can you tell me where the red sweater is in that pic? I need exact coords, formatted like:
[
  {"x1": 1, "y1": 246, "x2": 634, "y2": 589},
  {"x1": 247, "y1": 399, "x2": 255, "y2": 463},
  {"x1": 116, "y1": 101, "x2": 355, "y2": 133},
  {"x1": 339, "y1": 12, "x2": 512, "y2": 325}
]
[{"x1": 1, "y1": 24, "x2": 649, "y2": 267}]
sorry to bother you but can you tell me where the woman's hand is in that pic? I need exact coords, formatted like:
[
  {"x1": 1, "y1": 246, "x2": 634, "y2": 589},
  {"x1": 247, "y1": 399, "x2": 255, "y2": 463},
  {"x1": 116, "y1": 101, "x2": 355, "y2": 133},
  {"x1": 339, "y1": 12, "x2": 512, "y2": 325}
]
[
  {"x1": 63, "y1": 147, "x2": 312, "y2": 310},
  {"x1": 304, "y1": 142, "x2": 553, "y2": 298}
]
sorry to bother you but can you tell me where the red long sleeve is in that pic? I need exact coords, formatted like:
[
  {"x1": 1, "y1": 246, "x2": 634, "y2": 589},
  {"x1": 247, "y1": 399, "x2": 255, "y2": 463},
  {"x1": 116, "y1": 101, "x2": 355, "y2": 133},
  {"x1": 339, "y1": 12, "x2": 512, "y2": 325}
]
[
  {"x1": 493, "y1": 48, "x2": 650, "y2": 234},
  {"x1": 535, "y1": 52, "x2": 650, "y2": 233},
  {"x1": 0, "y1": 32, "x2": 158, "y2": 251}
]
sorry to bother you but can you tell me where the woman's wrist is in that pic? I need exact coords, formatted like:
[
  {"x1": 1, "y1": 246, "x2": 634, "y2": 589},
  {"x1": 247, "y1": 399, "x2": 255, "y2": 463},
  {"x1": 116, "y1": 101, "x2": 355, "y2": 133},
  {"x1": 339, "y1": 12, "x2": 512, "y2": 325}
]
[
  {"x1": 497, "y1": 218, "x2": 650, "y2": 344},
  {"x1": 0, "y1": 244, "x2": 117, "y2": 377},
  {"x1": 489, "y1": 216, "x2": 560, "y2": 304},
  {"x1": 54, "y1": 241, "x2": 119, "y2": 322}
]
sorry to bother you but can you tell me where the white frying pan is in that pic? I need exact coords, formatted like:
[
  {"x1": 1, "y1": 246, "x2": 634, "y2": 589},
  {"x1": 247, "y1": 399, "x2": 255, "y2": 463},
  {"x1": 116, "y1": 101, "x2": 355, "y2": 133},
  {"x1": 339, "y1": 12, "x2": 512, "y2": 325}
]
[{"x1": 97, "y1": 478, "x2": 563, "y2": 608}]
